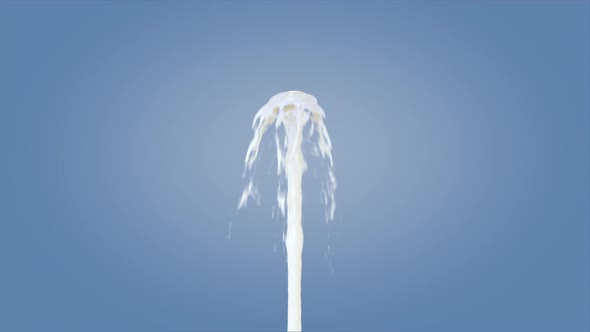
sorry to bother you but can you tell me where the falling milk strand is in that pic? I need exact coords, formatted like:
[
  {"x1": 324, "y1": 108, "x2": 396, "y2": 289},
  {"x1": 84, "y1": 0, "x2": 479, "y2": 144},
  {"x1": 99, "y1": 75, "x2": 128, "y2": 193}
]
[{"x1": 238, "y1": 91, "x2": 336, "y2": 331}]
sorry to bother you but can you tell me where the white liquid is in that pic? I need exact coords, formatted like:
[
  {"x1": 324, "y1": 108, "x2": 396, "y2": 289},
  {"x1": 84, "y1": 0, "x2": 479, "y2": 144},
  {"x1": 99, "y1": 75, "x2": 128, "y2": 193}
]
[{"x1": 239, "y1": 91, "x2": 336, "y2": 331}]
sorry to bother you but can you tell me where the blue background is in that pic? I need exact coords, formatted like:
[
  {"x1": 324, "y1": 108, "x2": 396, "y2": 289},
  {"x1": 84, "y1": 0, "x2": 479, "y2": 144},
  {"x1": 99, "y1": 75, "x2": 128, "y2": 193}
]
[{"x1": 1, "y1": 1, "x2": 589, "y2": 331}]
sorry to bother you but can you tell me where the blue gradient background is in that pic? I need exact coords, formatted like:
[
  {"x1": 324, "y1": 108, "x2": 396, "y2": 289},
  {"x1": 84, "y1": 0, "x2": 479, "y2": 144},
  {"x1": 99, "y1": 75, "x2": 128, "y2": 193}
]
[{"x1": 1, "y1": 1, "x2": 589, "y2": 331}]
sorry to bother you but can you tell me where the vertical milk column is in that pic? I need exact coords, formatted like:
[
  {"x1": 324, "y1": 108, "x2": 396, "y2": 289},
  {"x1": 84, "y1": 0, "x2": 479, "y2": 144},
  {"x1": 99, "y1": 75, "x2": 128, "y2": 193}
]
[{"x1": 283, "y1": 104, "x2": 307, "y2": 332}]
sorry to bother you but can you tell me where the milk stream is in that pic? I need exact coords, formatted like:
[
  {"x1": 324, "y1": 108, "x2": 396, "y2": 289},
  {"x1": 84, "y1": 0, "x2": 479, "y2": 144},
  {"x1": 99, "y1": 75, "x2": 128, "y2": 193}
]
[{"x1": 238, "y1": 91, "x2": 336, "y2": 331}]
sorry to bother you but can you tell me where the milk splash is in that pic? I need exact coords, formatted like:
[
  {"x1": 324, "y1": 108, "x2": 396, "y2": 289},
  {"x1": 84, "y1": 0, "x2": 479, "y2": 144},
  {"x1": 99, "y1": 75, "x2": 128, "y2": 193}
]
[{"x1": 238, "y1": 91, "x2": 336, "y2": 331}]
